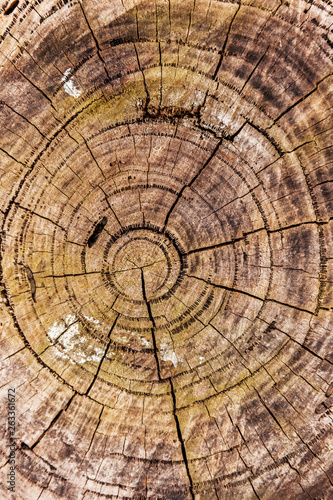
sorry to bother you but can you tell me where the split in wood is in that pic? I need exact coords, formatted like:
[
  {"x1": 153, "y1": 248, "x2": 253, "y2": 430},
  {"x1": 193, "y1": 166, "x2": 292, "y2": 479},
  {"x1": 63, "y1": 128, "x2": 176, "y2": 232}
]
[
  {"x1": 325, "y1": 382, "x2": 333, "y2": 397},
  {"x1": 19, "y1": 263, "x2": 36, "y2": 302},
  {"x1": 4, "y1": 0, "x2": 19, "y2": 15},
  {"x1": 315, "y1": 395, "x2": 333, "y2": 414},
  {"x1": 87, "y1": 216, "x2": 107, "y2": 247}
]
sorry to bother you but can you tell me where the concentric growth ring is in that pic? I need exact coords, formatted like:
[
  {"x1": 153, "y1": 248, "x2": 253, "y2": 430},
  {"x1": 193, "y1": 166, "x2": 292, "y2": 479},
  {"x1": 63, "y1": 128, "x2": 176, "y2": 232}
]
[
  {"x1": 103, "y1": 227, "x2": 184, "y2": 302},
  {"x1": 0, "y1": 0, "x2": 332, "y2": 499}
]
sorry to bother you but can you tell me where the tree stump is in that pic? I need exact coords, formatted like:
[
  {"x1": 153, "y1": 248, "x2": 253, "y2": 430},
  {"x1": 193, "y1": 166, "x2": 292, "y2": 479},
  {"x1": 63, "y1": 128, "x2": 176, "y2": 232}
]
[{"x1": 0, "y1": 0, "x2": 332, "y2": 498}]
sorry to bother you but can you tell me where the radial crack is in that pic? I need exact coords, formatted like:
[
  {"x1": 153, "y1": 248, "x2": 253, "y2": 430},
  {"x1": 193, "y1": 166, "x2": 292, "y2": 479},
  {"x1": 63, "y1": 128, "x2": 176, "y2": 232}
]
[
  {"x1": 85, "y1": 314, "x2": 119, "y2": 395},
  {"x1": 163, "y1": 140, "x2": 222, "y2": 231},
  {"x1": 169, "y1": 377, "x2": 195, "y2": 500},
  {"x1": 79, "y1": 3, "x2": 111, "y2": 81},
  {"x1": 31, "y1": 393, "x2": 75, "y2": 450},
  {"x1": 141, "y1": 268, "x2": 162, "y2": 380},
  {"x1": 212, "y1": 3, "x2": 241, "y2": 80}
]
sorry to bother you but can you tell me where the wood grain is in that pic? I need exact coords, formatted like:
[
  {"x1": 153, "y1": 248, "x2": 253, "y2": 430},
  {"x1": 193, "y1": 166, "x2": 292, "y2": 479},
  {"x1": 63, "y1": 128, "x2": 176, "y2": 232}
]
[{"x1": 0, "y1": 0, "x2": 332, "y2": 498}]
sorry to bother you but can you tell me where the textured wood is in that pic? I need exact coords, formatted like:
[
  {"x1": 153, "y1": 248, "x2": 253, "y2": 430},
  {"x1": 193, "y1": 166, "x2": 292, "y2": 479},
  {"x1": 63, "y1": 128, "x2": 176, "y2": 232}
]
[{"x1": 0, "y1": 0, "x2": 332, "y2": 498}]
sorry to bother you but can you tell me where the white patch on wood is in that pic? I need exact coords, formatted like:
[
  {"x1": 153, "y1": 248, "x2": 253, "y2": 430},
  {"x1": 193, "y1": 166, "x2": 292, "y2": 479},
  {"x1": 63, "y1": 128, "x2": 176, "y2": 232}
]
[
  {"x1": 62, "y1": 68, "x2": 81, "y2": 98},
  {"x1": 47, "y1": 315, "x2": 104, "y2": 364},
  {"x1": 140, "y1": 337, "x2": 152, "y2": 348},
  {"x1": 160, "y1": 340, "x2": 179, "y2": 367},
  {"x1": 84, "y1": 316, "x2": 100, "y2": 325},
  {"x1": 48, "y1": 314, "x2": 75, "y2": 341},
  {"x1": 48, "y1": 319, "x2": 66, "y2": 341}
]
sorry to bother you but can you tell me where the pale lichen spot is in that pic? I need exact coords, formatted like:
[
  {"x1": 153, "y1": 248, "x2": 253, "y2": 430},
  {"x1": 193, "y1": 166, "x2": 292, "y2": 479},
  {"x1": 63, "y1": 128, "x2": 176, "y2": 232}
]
[
  {"x1": 62, "y1": 68, "x2": 81, "y2": 98},
  {"x1": 47, "y1": 316, "x2": 104, "y2": 364},
  {"x1": 160, "y1": 340, "x2": 179, "y2": 367}
]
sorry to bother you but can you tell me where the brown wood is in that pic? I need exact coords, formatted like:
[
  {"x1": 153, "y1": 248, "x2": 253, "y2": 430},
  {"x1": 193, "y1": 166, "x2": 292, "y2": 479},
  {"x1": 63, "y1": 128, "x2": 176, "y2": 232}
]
[{"x1": 0, "y1": 0, "x2": 332, "y2": 498}]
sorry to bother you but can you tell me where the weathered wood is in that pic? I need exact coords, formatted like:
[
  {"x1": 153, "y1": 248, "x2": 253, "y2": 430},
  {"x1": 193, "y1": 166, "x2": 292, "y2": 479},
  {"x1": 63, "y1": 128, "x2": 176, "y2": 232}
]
[
  {"x1": 87, "y1": 216, "x2": 108, "y2": 248},
  {"x1": 0, "y1": 0, "x2": 332, "y2": 498}
]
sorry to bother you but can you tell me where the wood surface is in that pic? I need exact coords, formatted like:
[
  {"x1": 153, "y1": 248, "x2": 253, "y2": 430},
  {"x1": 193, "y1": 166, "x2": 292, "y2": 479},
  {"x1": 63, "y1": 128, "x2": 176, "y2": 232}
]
[{"x1": 0, "y1": 0, "x2": 332, "y2": 498}]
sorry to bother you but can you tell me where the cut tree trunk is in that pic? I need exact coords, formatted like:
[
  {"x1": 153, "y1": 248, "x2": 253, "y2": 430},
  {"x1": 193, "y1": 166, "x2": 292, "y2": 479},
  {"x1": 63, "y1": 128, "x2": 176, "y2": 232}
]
[{"x1": 0, "y1": 0, "x2": 332, "y2": 498}]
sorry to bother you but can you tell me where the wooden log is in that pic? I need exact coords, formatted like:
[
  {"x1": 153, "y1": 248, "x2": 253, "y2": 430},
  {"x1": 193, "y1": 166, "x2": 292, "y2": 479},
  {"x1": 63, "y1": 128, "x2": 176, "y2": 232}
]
[{"x1": 0, "y1": 0, "x2": 332, "y2": 498}]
